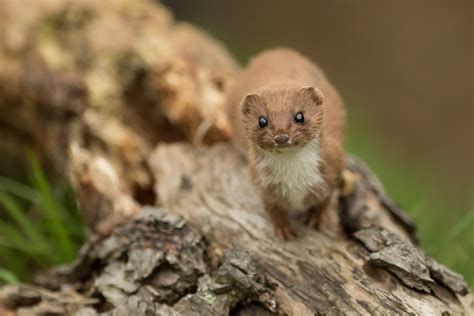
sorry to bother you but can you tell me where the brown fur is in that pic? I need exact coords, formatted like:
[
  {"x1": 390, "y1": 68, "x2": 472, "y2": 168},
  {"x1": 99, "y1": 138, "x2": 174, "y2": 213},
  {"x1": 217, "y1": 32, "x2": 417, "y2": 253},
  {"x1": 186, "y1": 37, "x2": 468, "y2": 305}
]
[{"x1": 226, "y1": 48, "x2": 346, "y2": 240}]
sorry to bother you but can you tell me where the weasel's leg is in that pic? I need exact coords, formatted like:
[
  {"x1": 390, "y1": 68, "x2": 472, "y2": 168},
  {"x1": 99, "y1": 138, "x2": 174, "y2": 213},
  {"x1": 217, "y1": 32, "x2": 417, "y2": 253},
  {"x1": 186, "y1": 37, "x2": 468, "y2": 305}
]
[
  {"x1": 304, "y1": 196, "x2": 330, "y2": 228},
  {"x1": 264, "y1": 201, "x2": 298, "y2": 240}
]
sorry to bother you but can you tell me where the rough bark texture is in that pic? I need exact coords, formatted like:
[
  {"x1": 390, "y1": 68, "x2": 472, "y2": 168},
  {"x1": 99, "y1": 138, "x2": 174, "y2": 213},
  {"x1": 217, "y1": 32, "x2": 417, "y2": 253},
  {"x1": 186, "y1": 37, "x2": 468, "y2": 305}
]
[
  {"x1": 0, "y1": 0, "x2": 472, "y2": 315},
  {"x1": 148, "y1": 144, "x2": 472, "y2": 315}
]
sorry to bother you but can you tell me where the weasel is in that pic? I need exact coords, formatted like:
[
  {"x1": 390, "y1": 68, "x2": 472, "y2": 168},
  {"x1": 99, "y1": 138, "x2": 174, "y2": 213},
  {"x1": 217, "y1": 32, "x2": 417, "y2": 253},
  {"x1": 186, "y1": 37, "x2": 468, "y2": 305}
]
[{"x1": 226, "y1": 48, "x2": 346, "y2": 240}]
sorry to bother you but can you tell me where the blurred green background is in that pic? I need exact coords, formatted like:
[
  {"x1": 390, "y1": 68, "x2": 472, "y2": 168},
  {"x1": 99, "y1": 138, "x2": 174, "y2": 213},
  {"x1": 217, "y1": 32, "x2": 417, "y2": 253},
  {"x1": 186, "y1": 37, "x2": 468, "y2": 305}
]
[
  {"x1": 162, "y1": 0, "x2": 474, "y2": 284},
  {"x1": 0, "y1": 0, "x2": 472, "y2": 286}
]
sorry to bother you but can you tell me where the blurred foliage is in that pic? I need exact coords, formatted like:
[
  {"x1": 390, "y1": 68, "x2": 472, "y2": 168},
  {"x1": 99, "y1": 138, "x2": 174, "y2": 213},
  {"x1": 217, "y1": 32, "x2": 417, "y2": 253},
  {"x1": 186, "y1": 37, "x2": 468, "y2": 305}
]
[{"x1": 0, "y1": 152, "x2": 84, "y2": 284}]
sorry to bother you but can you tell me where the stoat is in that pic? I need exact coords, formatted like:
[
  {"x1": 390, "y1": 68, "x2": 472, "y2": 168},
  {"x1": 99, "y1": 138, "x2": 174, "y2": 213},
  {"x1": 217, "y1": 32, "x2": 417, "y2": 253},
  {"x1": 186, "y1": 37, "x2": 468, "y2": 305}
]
[{"x1": 226, "y1": 48, "x2": 346, "y2": 240}]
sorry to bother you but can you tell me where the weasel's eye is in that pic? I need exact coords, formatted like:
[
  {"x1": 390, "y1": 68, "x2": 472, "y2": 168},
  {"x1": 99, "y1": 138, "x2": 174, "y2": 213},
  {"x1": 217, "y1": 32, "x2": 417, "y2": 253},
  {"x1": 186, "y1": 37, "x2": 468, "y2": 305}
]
[
  {"x1": 258, "y1": 116, "x2": 268, "y2": 128},
  {"x1": 294, "y1": 112, "x2": 304, "y2": 124}
]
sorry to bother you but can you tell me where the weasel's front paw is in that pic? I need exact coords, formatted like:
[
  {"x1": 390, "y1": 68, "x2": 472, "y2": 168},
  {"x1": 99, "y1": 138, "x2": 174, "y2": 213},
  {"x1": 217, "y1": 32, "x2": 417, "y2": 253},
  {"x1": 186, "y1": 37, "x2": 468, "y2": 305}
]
[
  {"x1": 273, "y1": 224, "x2": 298, "y2": 240},
  {"x1": 303, "y1": 210, "x2": 322, "y2": 228}
]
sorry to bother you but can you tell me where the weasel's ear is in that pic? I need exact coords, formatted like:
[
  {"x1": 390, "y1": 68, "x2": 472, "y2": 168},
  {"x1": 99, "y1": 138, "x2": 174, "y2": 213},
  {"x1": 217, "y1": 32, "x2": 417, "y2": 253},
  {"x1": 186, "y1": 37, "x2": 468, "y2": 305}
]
[
  {"x1": 301, "y1": 86, "x2": 324, "y2": 106},
  {"x1": 241, "y1": 93, "x2": 260, "y2": 116}
]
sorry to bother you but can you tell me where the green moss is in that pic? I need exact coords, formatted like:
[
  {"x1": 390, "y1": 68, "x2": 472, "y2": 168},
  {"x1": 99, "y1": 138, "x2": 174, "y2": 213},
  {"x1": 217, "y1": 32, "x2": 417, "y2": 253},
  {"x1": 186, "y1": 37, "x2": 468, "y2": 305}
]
[{"x1": 201, "y1": 289, "x2": 217, "y2": 305}]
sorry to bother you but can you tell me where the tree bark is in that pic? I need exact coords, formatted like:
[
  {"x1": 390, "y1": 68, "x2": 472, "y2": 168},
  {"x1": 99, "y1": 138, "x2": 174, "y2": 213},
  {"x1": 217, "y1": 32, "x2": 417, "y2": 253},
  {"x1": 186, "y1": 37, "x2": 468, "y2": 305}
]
[
  {"x1": 147, "y1": 143, "x2": 472, "y2": 315},
  {"x1": 0, "y1": 0, "x2": 472, "y2": 315}
]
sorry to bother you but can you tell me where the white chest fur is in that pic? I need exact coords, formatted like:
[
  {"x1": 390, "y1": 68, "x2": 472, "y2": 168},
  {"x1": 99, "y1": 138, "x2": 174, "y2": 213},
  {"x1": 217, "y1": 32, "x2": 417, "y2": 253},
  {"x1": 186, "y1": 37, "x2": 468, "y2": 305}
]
[{"x1": 255, "y1": 138, "x2": 324, "y2": 211}]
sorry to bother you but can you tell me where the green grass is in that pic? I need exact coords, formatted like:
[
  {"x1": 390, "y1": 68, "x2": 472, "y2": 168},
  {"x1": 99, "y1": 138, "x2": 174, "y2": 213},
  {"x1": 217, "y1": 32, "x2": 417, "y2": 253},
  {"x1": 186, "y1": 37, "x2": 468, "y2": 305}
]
[{"x1": 0, "y1": 153, "x2": 84, "y2": 284}]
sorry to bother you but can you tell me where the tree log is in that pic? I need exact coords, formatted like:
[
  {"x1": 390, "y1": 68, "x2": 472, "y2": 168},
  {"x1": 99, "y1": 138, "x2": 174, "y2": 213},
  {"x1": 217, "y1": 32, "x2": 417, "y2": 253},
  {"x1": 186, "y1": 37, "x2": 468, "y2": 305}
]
[
  {"x1": 148, "y1": 143, "x2": 472, "y2": 315},
  {"x1": 0, "y1": 0, "x2": 237, "y2": 231},
  {"x1": 0, "y1": 0, "x2": 472, "y2": 315}
]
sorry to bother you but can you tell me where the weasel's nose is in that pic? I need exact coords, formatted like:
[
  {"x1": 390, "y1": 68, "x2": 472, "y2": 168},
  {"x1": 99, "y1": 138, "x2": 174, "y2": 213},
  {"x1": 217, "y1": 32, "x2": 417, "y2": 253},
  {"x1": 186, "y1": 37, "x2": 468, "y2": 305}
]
[{"x1": 274, "y1": 134, "x2": 290, "y2": 145}]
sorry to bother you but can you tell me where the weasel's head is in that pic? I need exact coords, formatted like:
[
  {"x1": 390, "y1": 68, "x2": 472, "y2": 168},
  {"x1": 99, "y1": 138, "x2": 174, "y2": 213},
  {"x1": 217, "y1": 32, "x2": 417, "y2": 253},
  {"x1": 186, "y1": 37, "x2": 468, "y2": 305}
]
[{"x1": 241, "y1": 86, "x2": 324, "y2": 151}]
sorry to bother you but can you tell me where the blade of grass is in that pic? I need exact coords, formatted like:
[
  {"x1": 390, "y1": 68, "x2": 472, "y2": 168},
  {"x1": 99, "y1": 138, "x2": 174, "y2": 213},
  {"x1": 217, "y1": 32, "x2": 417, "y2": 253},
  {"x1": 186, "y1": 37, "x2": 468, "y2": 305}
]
[
  {"x1": 27, "y1": 152, "x2": 75, "y2": 261},
  {"x1": 0, "y1": 239, "x2": 50, "y2": 266},
  {"x1": 0, "y1": 220, "x2": 28, "y2": 246},
  {"x1": 0, "y1": 176, "x2": 39, "y2": 202},
  {"x1": 0, "y1": 238, "x2": 48, "y2": 262},
  {"x1": 0, "y1": 192, "x2": 49, "y2": 252},
  {"x1": 0, "y1": 267, "x2": 19, "y2": 284},
  {"x1": 53, "y1": 182, "x2": 85, "y2": 240},
  {"x1": 0, "y1": 220, "x2": 52, "y2": 264},
  {"x1": 0, "y1": 248, "x2": 28, "y2": 280},
  {"x1": 447, "y1": 209, "x2": 474, "y2": 241},
  {"x1": 0, "y1": 236, "x2": 31, "y2": 253},
  {"x1": 429, "y1": 207, "x2": 474, "y2": 259}
]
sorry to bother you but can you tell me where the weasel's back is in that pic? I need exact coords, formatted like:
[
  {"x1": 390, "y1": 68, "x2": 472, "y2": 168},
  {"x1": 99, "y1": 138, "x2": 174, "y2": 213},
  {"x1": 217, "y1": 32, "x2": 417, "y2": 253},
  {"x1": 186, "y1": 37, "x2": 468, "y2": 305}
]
[{"x1": 226, "y1": 48, "x2": 346, "y2": 148}]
